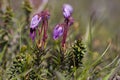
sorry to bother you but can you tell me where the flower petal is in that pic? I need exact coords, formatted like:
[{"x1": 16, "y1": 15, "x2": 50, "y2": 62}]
[
  {"x1": 63, "y1": 4, "x2": 73, "y2": 18},
  {"x1": 30, "y1": 15, "x2": 41, "y2": 28},
  {"x1": 30, "y1": 28, "x2": 36, "y2": 41},
  {"x1": 53, "y1": 25, "x2": 64, "y2": 40}
]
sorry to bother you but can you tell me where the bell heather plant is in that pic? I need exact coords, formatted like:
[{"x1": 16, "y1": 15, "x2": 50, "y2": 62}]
[
  {"x1": 30, "y1": 10, "x2": 50, "y2": 47},
  {"x1": 53, "y1": 4, "x2": 74, "y2": 48},
  {"x1": 0, "y1": 1, "x2": 119, "y2": 80},
  {"x1": 30, "y1": 14, "x2": 41, "y2": 40}
]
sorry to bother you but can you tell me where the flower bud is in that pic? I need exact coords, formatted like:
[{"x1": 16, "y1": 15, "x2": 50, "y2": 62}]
[
  {"x1": 53, "y1": 24, "x2": 64, "y2": 40},
  {"x1": 63, "y1": 4, "x2": 73, "y2": 18}
]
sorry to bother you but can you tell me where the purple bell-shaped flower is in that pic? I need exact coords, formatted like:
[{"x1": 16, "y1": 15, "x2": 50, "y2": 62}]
[
  {"x1": 53, "y1": 24, "x2": 64, "y2": 40},
  {"x1": 30, "y1": 14, "x2": 42, "y2": 41},
  {"x1": 63, "y1": 4, "x2": 73, "y2": 18}
]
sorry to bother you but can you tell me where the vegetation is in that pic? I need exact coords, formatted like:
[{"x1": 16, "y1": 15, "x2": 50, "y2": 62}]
[{"x1": 0, "y1": 0, "x2": 120, "y2": 80}]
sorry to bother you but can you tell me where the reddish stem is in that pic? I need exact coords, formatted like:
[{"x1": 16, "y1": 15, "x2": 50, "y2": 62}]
[
  {"x1": 62, "y1": 19, "x2": 69, "y2": 47},
  {"x1": 42, "y1": 21, "x2": 46, "y2": 42},
  {"x1": 42, "y1": 18, "x2": 48, "y2": 47},
  {"x1": 38, "y1": 24, "x2": 43, "y2": 35}
]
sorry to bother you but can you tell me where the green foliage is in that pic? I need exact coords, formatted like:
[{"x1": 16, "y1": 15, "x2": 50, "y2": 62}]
[
  {"x1": 22, "y1": 0, "x2": 32, "y2": 24},
  {"x1": 8, "y1": 53, "x2": 27, "y2": 79},
  {"x1": 22, "y1": 0, "x2": 32, "y2": 15},
  {"x1": 0, "y1": 6, "x2": 14, "y2": 70},
  {"x1": 6, "y1": 40, "x2": 87, "y2": 80},
  {"x1": 2, "y1": 6, "x2": 14, "y2": 27},
  {"x1": 72, "y1": 40, "x2": 86, "y2": 67}
]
